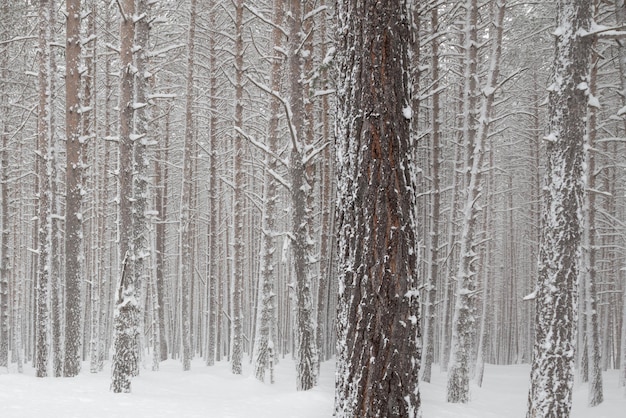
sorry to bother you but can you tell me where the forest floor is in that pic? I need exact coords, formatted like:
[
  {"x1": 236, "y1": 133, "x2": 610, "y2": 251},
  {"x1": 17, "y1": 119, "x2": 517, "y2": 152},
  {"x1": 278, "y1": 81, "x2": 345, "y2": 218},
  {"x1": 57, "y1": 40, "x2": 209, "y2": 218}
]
[{"x1": 0, "y1": 357, "x2": 624, "y2": 417}]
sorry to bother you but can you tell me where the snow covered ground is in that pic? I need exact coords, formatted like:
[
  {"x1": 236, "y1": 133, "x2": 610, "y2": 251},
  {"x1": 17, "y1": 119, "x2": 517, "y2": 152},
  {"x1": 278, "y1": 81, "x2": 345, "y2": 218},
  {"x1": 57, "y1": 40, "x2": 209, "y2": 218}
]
[{"x1": 0, "y1": 359, "x2": 623, "y2": 417}]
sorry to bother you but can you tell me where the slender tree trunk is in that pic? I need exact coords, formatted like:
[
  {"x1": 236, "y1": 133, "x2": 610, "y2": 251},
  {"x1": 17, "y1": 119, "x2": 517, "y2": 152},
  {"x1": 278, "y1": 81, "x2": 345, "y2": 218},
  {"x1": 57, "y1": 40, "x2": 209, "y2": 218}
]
[
  {"x1": 252, "y1": 0, "x2": 284, "y2": 383},
  {"x1": 64, "y1": 0, "x2": 83, "y2": 378},
  {"x1": 112, "y1": 0, "x2": 139, "y2": 392},
  {"x1": 583, "y1": 40, "x2": 603, "y2": 407},
  {"x1": 335, "y1": 0, "x2": 421, "y2": 415},
  {"x1": 288, "y1": 0, "x2": 319, "y2": 391},
  {"x1": 421, "y1": 4, "x2": 441, "y2": 384},
  {"x1": 132, "y1": 0, "x2": 153, "y2": 372},
  {"x1": 231, "y1": 0, "x2": 245, "y2": 375},
  {"x1": 155, "y1": 118, "x2": 169, "y2": 362},
  {"x1": 205, "y1": 0, "x2": 218, "y2": 367},
  {"x1": 527, "y1": 1, "x2": 592, "y2": 416},
  {"x1": 615, "y1": 0, "x2": 626, "y2": 397},
  {"x1": 180, "y1": 0, "x2": 197, "y2": 372},
  {"x1": 0, "y1": 0, "x2": 10, "y2": 372}
]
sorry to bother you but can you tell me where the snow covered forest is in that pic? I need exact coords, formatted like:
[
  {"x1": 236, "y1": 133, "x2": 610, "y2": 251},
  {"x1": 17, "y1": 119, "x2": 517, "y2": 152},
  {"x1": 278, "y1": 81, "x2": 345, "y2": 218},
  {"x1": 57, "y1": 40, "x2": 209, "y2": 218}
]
[{"x1": 0, "y1": 0, "x2": 626, "y2": 417}]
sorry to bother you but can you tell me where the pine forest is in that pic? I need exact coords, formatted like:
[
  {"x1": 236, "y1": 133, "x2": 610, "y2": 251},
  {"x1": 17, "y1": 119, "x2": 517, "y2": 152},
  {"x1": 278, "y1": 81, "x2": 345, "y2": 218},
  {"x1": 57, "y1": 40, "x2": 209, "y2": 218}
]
[{"x1": 0, "y1": 1, "x2": 625, "y2": 417}]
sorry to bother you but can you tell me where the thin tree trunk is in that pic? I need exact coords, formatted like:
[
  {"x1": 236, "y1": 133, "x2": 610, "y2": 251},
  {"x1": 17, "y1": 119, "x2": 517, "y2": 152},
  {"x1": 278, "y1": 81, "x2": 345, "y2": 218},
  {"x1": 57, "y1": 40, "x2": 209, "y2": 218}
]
[
  {"x1": 252, "y1": 0, "x2": 284, "y2": 383},
  {"x1": 584, "y1": 40, "x2": 603, "y2": 407},
  {"x1": 421, "y1": 4, "x2": 441, "y2": 384},
  {"x1": 111, "y1": 0, "x2": 139, "y2": 392},
  {"x1": 64, "y1": 0, "x2": 83, "y2": 377},
  {"x1": 0, "y1": 0, "x2": 10, "y2": 371},
  {"x1": 231, "y1": 0, "x2": 245, "y2": 375},
  {"x1": 180, "y1": 0, "x2": 197, "y2": 372}
]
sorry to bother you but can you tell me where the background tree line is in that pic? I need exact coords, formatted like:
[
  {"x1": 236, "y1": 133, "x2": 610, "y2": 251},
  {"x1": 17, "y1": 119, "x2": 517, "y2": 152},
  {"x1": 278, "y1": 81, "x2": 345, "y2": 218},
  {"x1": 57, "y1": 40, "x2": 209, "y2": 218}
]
[{"x1": 0, "y1": 0, "x2": 624, "y2": 409}]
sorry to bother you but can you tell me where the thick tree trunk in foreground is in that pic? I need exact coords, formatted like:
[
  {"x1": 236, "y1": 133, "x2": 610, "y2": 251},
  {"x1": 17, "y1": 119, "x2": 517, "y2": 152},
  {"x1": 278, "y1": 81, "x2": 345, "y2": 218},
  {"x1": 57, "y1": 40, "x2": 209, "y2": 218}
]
[
  {"x1": 335, "y1": 0, "x2": 421, "y2": 416},
  {"x1": 527, "y1": 1, "x2": 592, "y2": 417}
]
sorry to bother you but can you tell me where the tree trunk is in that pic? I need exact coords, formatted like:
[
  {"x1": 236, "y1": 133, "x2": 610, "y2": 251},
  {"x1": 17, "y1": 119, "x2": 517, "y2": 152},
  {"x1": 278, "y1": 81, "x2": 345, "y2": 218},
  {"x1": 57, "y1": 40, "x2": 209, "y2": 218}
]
[
  {"x1": 252, "y1": 0, "x2": 284, "y2": 383},
  {"x1": 583, "y1": 39, "x2": 603, "y2": 407},
  {"x1": 335, "y1": 0, "x2": 421, "y2": 415},
  {"x1": 421, "y1": 4, "x2": 441, "y2": 384},
  {"x1": 179, "y1": 0, "x2": 197, "y2": 372},
  {"x1": 112, "y1": 0, "x2": 139, "y2": 392},
  {"x1": 231, "y1": 0, "x2": 245, "y2": 375},
  {"x1": 527, "y1": 1, "x2": 592, "y2": 416},
  {"x1": 64, "y1": 0, "x2": 83, "y2": 378}
]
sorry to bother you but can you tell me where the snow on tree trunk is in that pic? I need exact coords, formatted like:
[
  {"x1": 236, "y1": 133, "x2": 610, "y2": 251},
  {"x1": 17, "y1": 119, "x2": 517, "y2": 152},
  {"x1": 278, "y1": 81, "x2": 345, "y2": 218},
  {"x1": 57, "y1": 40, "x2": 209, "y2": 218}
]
[
  {"x1": 179, "y1": 0, "x2": 197, "y2": 373},
  {"x1": 205, "y1": 0, "x2": 218, "y2": 367},
  {"x1": 111, "y1": 253, "x2": 139, "y2": 393},
  {"x1": 112, "y1": 0, "x2": 140, "y2": 391},
  {"x1": 64, "y1": 0, "x2": 83, "y2": 378},
  {"x1": 132, "y1": 0, "x2": 153, "y2": 372},
  {"x1": 288, "y1": 0, "x2": 318, "y2": 391},
  {"x1": 421, "y1": 4, "x2": 441, "y2": 385},
  {"x1": 35, "y1": 0, "x2": 53, "y2": 378},
  {"x1": 446, "y1": 0, "x2": 481, "y2": 403},
  {"x1": 583, "y1": 41, "x2": 603, "y2": 407},
  {"x1": 231, "y1": 0, "x2": 245, "y2": 376},
  {"x1": 252, "y1": 0, "x2": 283, "y2": 383},
  {"x1": 0, "y1": 0, "x2": 10, "y2": 372},
  {"x1": 335, "y1": 0, "x2": 421, "y2": 415},
  {"x1": 615, "y1": 0, "x2": 626, "y2": 398},
  {"x1": 526, "y1": 1, "x2": 592, "y2": 417}
]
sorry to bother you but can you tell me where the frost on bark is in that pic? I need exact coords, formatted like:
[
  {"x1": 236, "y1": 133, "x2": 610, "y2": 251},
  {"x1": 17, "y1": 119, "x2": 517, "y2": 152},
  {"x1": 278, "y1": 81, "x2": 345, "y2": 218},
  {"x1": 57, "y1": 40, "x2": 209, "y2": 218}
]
[
  {"x1": 447, "y1": 0, "x2": 504, "y2": 403},
  {"x1": 64, "y1": 0, "x2": 83, "y2": 378},
  {"x1": 527, "y1": 1, "x2": 592, "y2": 417},
  {"x1": 0, "y1": 0, "x2": 11, "y2": 372},
  {"x1": 180, "y1": 0, "x2": 197, "y2": 372},
  {"x1": 288, "y1": 0, "x2": 318, "y2": 391},
  {"x1": 252, "y1": 0, "x2": 283, "y2": 383},
  {"x1": 231, "y1": 0, "x2": 245, "y2": 376},
  {"x1": 582, "y1": 40, "x2": 603, "y2": 407},
  {"x1": 133, "y1": 0, "x2": 153, "y2": 371},
  {"x1": 421, "y1": 4, "x2": 441, "y2": 385},
  {"x1": 615, "y1": 0, "x2": 626, "y2": 398},
  {"x1": 205, "y1": 0, "x2": 218, "y2": 367},
  {"x1": 112, "y1": 0, "x2": 139, "y2": 391},
  {"x1": 335, "y1": 0, "x2": 421, "y2": 416},
  {"x1": 111, "y1": 253, "x2": 139, "y2": 393},
  {"x1": 35, "y1": 0, "x2": 53, "y2": 378}
]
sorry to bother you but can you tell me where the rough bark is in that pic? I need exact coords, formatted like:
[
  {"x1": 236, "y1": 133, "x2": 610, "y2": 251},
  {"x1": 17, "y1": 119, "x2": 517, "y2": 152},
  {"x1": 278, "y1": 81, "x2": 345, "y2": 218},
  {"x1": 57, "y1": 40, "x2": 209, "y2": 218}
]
[
  {"x1": 289, "y1": 0, "x2": 318, "y2": 391},
  {"x1": 421, "y1": 4, "x2": 441, "y2": 384},
  {"x1": 253, "y1": 0, "x2": 284, "y2": 383},
  {"x1": 335, "y1": 0, "x2": 421, "y2": 416},
  {"x1": 64, "y1": 0, "x2": 83, "y2": 378},
  {"x1": 231, "y1": 0, "x2": 245, "y2": 375},
  {"x1": 112, "y1": 0, "x2": 139, "y2": 392},
  {"x1": 527, "y1": 1, "x2": 592, "y2": 416},
  {"x1": 180, "y1": 0, "x2": 197, "y2": 372}
]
